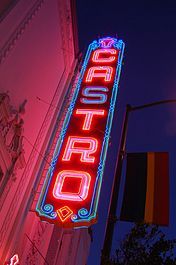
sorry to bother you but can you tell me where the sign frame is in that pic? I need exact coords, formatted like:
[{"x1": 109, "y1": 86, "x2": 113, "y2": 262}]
[{"x1": 36, "y1": 37, "x2": 125, "y2": 228}]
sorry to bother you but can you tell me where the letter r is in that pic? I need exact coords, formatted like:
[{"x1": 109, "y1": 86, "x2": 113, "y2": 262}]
[{"x1": 62, "y1": 136, "x2": 98, "y2": 163}]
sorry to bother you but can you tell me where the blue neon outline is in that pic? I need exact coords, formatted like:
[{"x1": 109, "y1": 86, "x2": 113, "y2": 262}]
[
  {"x1": 71, "y1": 39, "x2": 125, "y2": 225},
  {"x1": 36, "y1": 37, "x2": 125, "y2": 227}
]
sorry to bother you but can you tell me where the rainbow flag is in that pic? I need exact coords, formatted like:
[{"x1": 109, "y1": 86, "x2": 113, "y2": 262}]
[{"x1": 120, "y1": 152, "x2": 169, "y2": 226}]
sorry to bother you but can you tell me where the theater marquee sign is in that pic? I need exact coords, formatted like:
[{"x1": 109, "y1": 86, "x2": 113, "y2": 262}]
[{"x1": 36, "y1": 37, "x2": 125, "y2": 228}]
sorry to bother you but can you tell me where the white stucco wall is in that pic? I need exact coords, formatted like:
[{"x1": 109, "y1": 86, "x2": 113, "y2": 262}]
[{"x1": 0, "y1": 0, "x2": 77, "y2": 263}]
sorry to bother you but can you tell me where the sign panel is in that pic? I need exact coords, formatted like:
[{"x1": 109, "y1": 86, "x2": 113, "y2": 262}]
[{"x1": 36, "y1": 37, "x2": 125, "y2": 228}]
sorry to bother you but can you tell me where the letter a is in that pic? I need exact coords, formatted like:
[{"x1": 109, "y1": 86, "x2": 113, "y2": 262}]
[{"x1": 86, "y1": 66, "x2": 113, "y2": 82}]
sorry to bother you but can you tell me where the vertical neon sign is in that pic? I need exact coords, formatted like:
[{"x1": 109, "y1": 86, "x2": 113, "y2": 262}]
[{"x1": 36, "y1": 37, "x2": 125, "y2": 228}]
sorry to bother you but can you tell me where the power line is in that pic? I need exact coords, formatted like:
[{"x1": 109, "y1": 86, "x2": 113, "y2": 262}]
[
  {"x1": 23, "y1": 135, "x2": 52, "y2": 167},
  {"x1": 25, "y1": 233, "x2": 50, "y2": 265}
]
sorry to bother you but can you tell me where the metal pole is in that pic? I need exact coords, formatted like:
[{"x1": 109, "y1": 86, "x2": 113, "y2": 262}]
[
  {"x1": 100, "y1": 99, "x2": 176, "y2": 264},
  {"x1": 100, "y1": 104, "x2": 132, "y2": 264}
]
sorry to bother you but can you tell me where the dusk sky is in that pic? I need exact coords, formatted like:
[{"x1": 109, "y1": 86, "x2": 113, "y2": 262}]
[{"x1": 76, "y1": 1, "x2": 176, "y2": 264}]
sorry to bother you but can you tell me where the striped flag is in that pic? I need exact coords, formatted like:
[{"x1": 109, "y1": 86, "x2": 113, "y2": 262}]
[{"x1": 120, "y1": 152, "x2": 169, "y2": 226}]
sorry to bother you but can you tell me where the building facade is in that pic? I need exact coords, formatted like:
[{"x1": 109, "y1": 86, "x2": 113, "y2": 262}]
[{"x1": 0, "y1": 0, "x2": 91, "y2": 264}]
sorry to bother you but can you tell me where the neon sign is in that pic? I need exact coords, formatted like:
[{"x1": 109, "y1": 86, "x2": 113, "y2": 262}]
[
  {"x1": 5, "y1": 254, "x2": 19, "y2": 265},
  {"x1": 36, "y1": 37, "x2": 125, "y2": 228}
]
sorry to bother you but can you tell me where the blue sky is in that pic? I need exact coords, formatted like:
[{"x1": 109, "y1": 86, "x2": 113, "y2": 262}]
[{"x1": 76, "y1": 1, "x2": 176, "y2": 264}]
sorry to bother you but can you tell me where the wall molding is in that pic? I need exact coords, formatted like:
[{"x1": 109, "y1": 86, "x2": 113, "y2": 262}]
[{"x1": 0, "y1": 0, "x2": 45, "y2": 65}]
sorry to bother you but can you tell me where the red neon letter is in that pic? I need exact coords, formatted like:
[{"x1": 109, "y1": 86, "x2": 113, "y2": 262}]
[
  {"x1": 62, "y1": 136, "x2": 98, "y2": 163},
  {"x1": 86, "y1": 66, "x2": 113, "y2": 82},
  {"x1": 53, "y1": 170, "x2": 91, "y2": 201},
  {"x1": 76, "y1": 109, "x2": 105, "y2": 130},
  {"x1": 92, "y1": 49, "x2": 117, "y2": 63}
]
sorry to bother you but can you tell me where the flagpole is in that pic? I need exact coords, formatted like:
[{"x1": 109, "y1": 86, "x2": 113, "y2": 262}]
[
  {"x1": 100, "y1": 104, "x2": 132, "y2": 264},
  {"x1": 100, "y1": 99, "x2": 176, "y2": 264}
]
